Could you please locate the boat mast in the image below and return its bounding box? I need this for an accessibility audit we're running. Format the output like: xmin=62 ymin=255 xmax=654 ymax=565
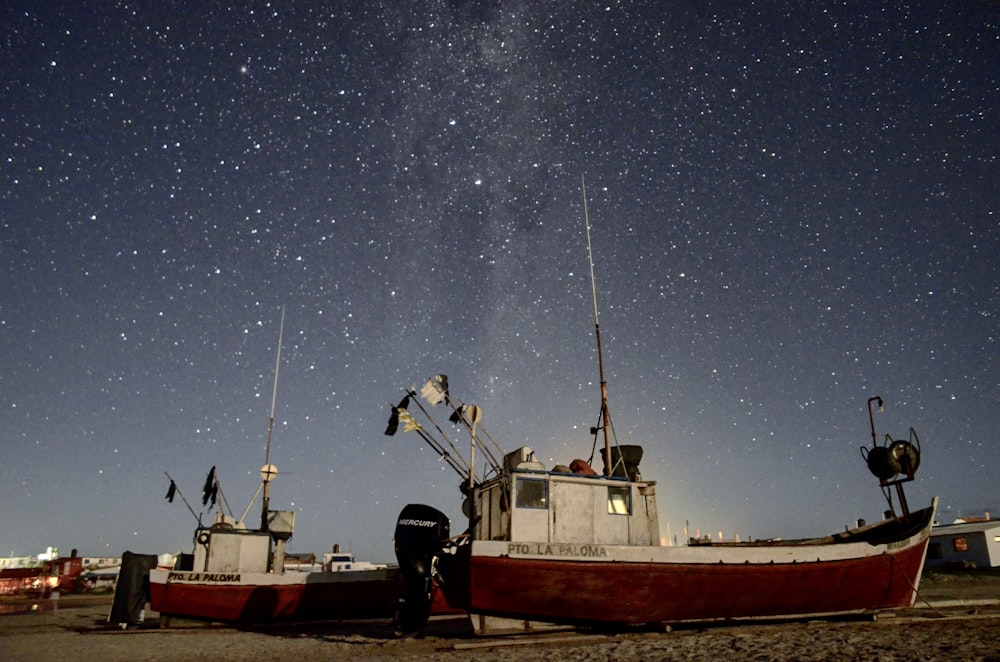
xmin=260 ymin=306 xmax=285 ymax=531
xmin=582 ymin=176 xmax=614 ymax=476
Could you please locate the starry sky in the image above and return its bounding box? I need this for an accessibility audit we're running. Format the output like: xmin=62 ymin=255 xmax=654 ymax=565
xmin=2 ymin=2 xmax=997 ymax=562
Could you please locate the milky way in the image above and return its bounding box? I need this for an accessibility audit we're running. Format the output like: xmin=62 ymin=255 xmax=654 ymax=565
xmin=2 ymin=2 xmax=997 ymax=560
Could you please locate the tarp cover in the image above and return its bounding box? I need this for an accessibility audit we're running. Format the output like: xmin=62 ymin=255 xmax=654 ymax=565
xmin=107 ymin=551 xmax=158 ymax=628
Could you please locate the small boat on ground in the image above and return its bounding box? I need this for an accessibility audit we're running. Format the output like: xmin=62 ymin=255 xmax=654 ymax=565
xmin=147 ymin=531 xmax=404 ymax=624
xmin=389 ymin=180 xmax=937 ymax=633
xmin=114 ymin=309 xmax=416 ymax=627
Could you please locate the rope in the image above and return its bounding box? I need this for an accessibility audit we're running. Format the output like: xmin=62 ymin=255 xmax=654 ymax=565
xmin=889 ymin=553 xmax=946 ymax=618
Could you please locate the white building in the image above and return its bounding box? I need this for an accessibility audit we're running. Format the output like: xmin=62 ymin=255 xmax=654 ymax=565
xmin=927 ymin=520 xmax=1000 ymax=569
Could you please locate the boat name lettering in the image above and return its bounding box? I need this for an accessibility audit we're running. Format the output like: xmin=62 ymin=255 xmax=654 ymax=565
xmin=167 ymin=572 xmax=242 ymax=583
xmin=397 ymin=518 xmax=439 ymax=528
xmin=507 ymin=543 xmax=608 ymax=558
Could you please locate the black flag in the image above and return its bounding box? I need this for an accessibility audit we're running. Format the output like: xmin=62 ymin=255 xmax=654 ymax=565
xmin=384 ymin=395 xmax=411 ymax=436
xmin=165 ymin=480 xmax=177 ymax=503
xmin=384 ymin=406 xmax=399 ymax=436
xmin=201 ymin=466 xmax=217 ymax=507
xmin=450 ymin=404 xmax=482 ymax=425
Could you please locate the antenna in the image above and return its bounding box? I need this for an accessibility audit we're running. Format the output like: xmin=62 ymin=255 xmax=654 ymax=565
xmin=582 ymin=176 xmax=614 ymax=476
xmin=260 ymin=306 xmax=285 ymax=531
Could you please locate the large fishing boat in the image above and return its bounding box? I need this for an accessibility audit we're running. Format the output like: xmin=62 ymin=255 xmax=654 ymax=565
xmin=389 ymin=180 xmax=936 ymax=633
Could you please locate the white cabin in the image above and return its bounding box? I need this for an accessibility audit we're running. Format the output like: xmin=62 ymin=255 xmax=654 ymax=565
xmin=471 ymin=447 xmax=660 ymax=546
xmin=191 ymin=509 xmax=296 ymax=573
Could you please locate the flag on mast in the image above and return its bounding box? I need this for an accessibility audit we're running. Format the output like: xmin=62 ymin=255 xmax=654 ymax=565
xmin=201 ymin=466 xmax=218 ymax=507
xmin=398 ymin=408 xmax=421 ymax=432
xmin=385 ymin=395 xmax=422 ymax=435
xmin=165 ymin=480 xmax=177 ymax=503
xmin=420 ymin=374 xmax=448 ymax=405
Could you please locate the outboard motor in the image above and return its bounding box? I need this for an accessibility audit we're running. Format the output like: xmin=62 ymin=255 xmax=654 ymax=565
xmin=394 ymin=503 xmax=450 ymax=633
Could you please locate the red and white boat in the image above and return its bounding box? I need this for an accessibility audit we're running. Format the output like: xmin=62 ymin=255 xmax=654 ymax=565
xmin=143 ymin=472 xmax=458 ymax=625
xmin=147 ymin=530 xmax=404 ymax=624
xmin=390 ymin=183 xmax=936 ymax=632
xmin=392 ymin=386 xmax=935 ymax=632
xmin=126 ymin=309 xmax=413 ymax=626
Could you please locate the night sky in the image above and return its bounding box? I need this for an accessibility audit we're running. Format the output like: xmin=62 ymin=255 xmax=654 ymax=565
xmin=2 ymin=2 xmax=997 ymax=562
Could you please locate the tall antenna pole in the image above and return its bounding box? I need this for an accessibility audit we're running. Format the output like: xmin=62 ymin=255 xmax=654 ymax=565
xmin=261 ymin=306 xmax=285 ymax=531
xmin=582 ymin=176 xmax=613 ymax=476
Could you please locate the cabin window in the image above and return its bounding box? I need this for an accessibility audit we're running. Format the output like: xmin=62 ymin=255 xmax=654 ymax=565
xmin=927 ymin=542 xmax=942 ymax=559
xmin=952 ymin=538 xmax=968 ymax=552
xmin=515 ymin=478 xmax=548 ymax=509
xmin=607 ymin=486 xmax=631 ymax=515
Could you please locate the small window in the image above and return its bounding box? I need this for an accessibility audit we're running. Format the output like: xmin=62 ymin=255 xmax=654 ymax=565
xmin=927 ymin=542 xmax=942 ymax=559
xmin=953 ymin=537 xmax=968 ymax=552
xmin=608 ymin=486 xmax=631 ymax=515
xmin=515 ymin=478 xmax=547 ymax=509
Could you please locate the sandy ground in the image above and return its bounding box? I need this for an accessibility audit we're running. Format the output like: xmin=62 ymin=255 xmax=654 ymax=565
xmin=2 ymin=570 xmax=998 ymax=661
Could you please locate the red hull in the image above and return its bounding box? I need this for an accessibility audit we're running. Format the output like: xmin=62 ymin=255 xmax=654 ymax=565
xmin=149 ymin=568 xmax=404 ymax=623
xmin=466 ymin=541 xmax=928 ymax=624
xmin=444 ymin=503 xmax=935 ymax=626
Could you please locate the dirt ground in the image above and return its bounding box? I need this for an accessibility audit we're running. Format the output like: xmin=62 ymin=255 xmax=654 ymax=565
xmin=1 ymin=569 xmax=998 ymax=661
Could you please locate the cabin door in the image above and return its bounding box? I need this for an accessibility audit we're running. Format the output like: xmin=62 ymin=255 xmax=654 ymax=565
xmin=550 ymin=481 xmax=595 ymax=544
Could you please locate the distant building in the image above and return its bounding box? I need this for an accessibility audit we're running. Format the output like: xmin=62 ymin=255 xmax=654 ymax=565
xmin=0 ymin=556 xmax=39 ymax=570
xmin=927 ymin=519 xmax=1000 ymax=569
xmin=1 ymin=552 xmax=120 ymax=571
xmin=0 ymin=549 xmax=123 ymax=595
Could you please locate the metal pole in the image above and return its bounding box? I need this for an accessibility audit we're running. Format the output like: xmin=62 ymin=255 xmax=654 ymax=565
xmin=582 ymin=176 xmax=613 ymax=475
xmin=261 ymin=306 xmax=285 ymax=532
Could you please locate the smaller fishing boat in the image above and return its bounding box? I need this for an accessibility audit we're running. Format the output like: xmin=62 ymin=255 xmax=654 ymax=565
xmin=147 ymin=517 xmax=405 ymax=624
xmin=114 ymin=309 xmax=414 ymax=627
